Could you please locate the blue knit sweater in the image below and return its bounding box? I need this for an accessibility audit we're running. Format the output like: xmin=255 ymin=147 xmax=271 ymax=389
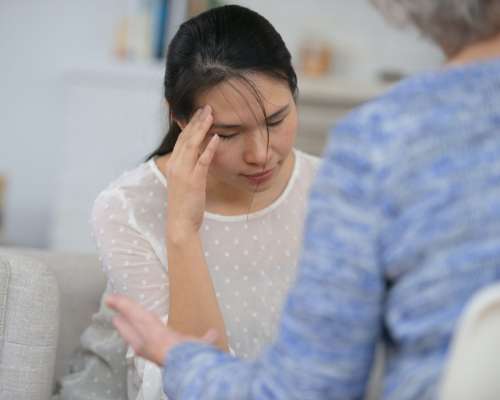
xmin=162 ymin=57 xmax=500 ymax=400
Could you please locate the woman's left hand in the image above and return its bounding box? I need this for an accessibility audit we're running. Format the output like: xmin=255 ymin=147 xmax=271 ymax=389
xmin=106 ymin=294 xmax=218 ymax=366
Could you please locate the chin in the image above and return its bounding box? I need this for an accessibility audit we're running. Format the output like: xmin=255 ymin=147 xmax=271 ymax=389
xmin=248 ymin=176 xmax=277 ymax=192
xmin=249 ymin=183 xmax=272 ymax=193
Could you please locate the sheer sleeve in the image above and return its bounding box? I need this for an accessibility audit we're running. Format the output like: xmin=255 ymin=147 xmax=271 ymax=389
xmin=91 ymin=188 xmax=169 ymax=315
xmin=91 ymin=187 xmax=170 ymax=400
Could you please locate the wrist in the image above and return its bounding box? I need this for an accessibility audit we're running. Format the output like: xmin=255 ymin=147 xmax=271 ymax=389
xmin=166 ymin=225 xmax=199 ymax=247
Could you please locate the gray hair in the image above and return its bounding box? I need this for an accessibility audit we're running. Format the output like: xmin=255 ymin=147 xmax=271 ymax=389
xmin=370 ymin=0 xmax=500 ymax=55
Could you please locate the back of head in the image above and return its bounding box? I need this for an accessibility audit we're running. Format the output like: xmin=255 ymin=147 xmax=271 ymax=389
xmin=147 ymin=5 xmax=297 ymax=159
xmin=370 ymin=0 xmax=500 ymax=56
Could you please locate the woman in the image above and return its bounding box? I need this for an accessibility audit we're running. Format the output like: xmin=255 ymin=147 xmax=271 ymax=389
xmin=107 ymin=1 xmax=500 ymax=400
xmin=57 ymin=5 xmax=319 ymax=400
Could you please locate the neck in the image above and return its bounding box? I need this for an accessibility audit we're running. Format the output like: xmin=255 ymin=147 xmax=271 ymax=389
xmin=446 ymin=31 xmax=500 ymax=67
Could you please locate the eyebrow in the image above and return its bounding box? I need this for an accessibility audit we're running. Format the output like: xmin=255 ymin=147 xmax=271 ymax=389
xmin=211 ymin=104 xmax=290 ymax=129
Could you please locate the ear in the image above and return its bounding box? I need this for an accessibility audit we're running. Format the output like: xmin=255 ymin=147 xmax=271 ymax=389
xmin=168 ymin=111 xmax=187 ymax=131
xmin=173 ymin=118 xmax=187 ymax=130
xmin=165 ymin=100 xmax=187 ymax=130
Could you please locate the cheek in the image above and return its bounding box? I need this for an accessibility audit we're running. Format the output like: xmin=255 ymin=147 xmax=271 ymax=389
xmin=209 ymin=147 xmax=232 ymax=175
xmin=274 ymin=117 xmax=297 ymax=151
xmin=202 ymin=136 xmax=225 ymax=170
xmin=287 ymin=111 xmax=299 ymax=139
xmin=211 ymin=150 xmax=223 ymax=168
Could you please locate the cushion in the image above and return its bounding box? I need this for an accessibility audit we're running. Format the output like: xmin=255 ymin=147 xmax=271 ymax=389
xmin=0 ymin=247 xmax=105 ymax=383
xmin=0 ymin=254 xmax=59 ymax=400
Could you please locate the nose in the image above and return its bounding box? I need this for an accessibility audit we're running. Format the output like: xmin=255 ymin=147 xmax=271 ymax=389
xmin=243 ymin=129 xmax=269 ymax=166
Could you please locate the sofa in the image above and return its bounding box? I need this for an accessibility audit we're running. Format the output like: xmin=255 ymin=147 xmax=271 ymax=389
xmin=0 ymin=247 xmax=384 ymax=400
xmin=0 ymin=247 xmax=105 ymax=399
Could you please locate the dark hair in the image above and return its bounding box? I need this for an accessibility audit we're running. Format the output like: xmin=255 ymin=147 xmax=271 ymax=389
xmin=146 ymin=4 xmax=298 ymax=160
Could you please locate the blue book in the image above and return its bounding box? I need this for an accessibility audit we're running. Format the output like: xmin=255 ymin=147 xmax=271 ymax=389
xmin=153 ymin=0 xmax=169 ymax=60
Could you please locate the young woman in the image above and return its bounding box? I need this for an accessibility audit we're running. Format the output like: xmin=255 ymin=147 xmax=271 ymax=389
xmin=57 ymin=5 xmax=319 ymax=400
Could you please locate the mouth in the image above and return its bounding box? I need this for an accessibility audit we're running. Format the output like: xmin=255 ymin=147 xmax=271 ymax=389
xmin=242 ymin=167 xmax=275 ymax=185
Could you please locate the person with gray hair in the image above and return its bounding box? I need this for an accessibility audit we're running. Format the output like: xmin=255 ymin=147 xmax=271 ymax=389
xmin=106 ymin=1 xmax=500 ymax=399
xmin=372 ymin=0 xmax=500 ymax=56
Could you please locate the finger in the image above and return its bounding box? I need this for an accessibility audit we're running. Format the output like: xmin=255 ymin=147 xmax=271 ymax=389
xmin=173 ymin=108 xmax=203 ymax=149
xmin=175 ymin=106 xmax=211 ymax=151
xmin=200 ymin=328 xmax=218 ymax=345
xmin=193 ymin=134 xmax=219 ymax=181
xmin=188 ymin=105 xmax=214 ymax=148
xmin=167 ymin=108 xmax=202 ymax=170
xmin=112 ymin=315 xmax=145 ymax=353
xmin=176 ymin=105 xmax=213 ymax=163
xmin=106 ymin=294 xmax=157 ymax=331
xmin=106 ymin=293 xmax=134 ymax=312
xmin=168 ymin=107 xmax=213 ymax=176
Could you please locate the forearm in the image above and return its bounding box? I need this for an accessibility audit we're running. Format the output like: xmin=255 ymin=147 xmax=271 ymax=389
xmin=166 ymin=232 xmax=229 ymax=351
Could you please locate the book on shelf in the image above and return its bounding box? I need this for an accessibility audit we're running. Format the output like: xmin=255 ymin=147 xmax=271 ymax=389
xmin=153 ymin=0 xmax=169 ymax=59
xmin=114 ymin=0 xmax=223 ymax=62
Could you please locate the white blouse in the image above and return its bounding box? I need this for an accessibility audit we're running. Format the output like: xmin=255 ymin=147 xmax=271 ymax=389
xmin=90 ymin=149 xmax=319 ymax=399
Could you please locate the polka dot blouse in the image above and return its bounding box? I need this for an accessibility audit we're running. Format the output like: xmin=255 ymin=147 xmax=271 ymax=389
xmin=90 ymin=149 xmax=319 ymax=399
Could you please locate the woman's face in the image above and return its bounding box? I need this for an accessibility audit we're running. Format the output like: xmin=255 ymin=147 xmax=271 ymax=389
xmin=193 ymin=73 xmax=298 ymax=195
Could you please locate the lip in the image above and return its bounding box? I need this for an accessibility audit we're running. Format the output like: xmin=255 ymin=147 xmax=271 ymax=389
xmin=242 ymin=167 xmax=275 ymax=185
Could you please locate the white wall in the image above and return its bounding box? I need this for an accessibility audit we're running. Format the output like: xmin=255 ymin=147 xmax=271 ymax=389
xmin=0 ymin=0 xmax=124 ymax=247
xmin=231 ymin=0 xmax=443 ymax=79
xmin=0 ymin=0 xmax=443 ymax=250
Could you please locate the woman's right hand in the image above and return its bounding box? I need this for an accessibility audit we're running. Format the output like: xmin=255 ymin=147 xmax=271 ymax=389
xmin=164 ymin=105 xmax=219 ymax=243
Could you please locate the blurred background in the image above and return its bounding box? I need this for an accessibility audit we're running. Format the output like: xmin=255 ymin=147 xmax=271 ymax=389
xmin=0 ymin=0 xmax=443 ymax=252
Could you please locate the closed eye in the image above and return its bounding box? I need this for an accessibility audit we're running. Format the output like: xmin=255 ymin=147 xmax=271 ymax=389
xmin=215 ymin=117 xmax=286 ymax=140
xmin=267 ymin=118 xmax=285 ymax=127
xmin=217 ymin=132 xmax=239 ymax=140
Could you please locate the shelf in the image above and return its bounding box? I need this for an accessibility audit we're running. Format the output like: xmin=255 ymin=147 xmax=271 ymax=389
xmin=62 ymin=60 xmax=165 ymax=90
xmin=298 ymin=75 xmax=393 ymax=105
xmin=62 ymin=60 xmax=393 ymax=103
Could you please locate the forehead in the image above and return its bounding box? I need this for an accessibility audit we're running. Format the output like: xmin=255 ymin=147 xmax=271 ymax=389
xmin=195 ymin=73 xmax=292 ymax=123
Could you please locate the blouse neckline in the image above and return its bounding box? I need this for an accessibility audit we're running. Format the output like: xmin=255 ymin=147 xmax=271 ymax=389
xmin=147 ymin=149 xmax=302 ymax=222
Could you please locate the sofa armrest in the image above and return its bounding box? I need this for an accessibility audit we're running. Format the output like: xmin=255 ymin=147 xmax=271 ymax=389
xmin=0 ymin=247 xmax=105 ymax=386
xmin=0 ymin=253 xmax=59 ymax=400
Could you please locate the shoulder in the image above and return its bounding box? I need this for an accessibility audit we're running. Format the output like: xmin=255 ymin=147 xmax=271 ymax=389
xmin=333 ymin=64 xmax=491 ymax=148
xmin=319 ymin=73 xmax=448 ymax=176
xmin=330 ymin=63 xmax=498 ymax=173
xmin=296 ymin=149 xmax=321 ymax=168
xmin=291 ymin=149 xmax=321 ymax=193
xmin=295 ymin=149 xmax=321 ymax=173
xmin=92 ymin=161 xmax=164 ymax=221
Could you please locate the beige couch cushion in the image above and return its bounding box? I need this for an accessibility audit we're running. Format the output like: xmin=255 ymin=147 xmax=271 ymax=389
xmin=0 ymin=248 xmax=106 ymax=384
xmin=0 ymin=254 xmax=59 ymax=400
